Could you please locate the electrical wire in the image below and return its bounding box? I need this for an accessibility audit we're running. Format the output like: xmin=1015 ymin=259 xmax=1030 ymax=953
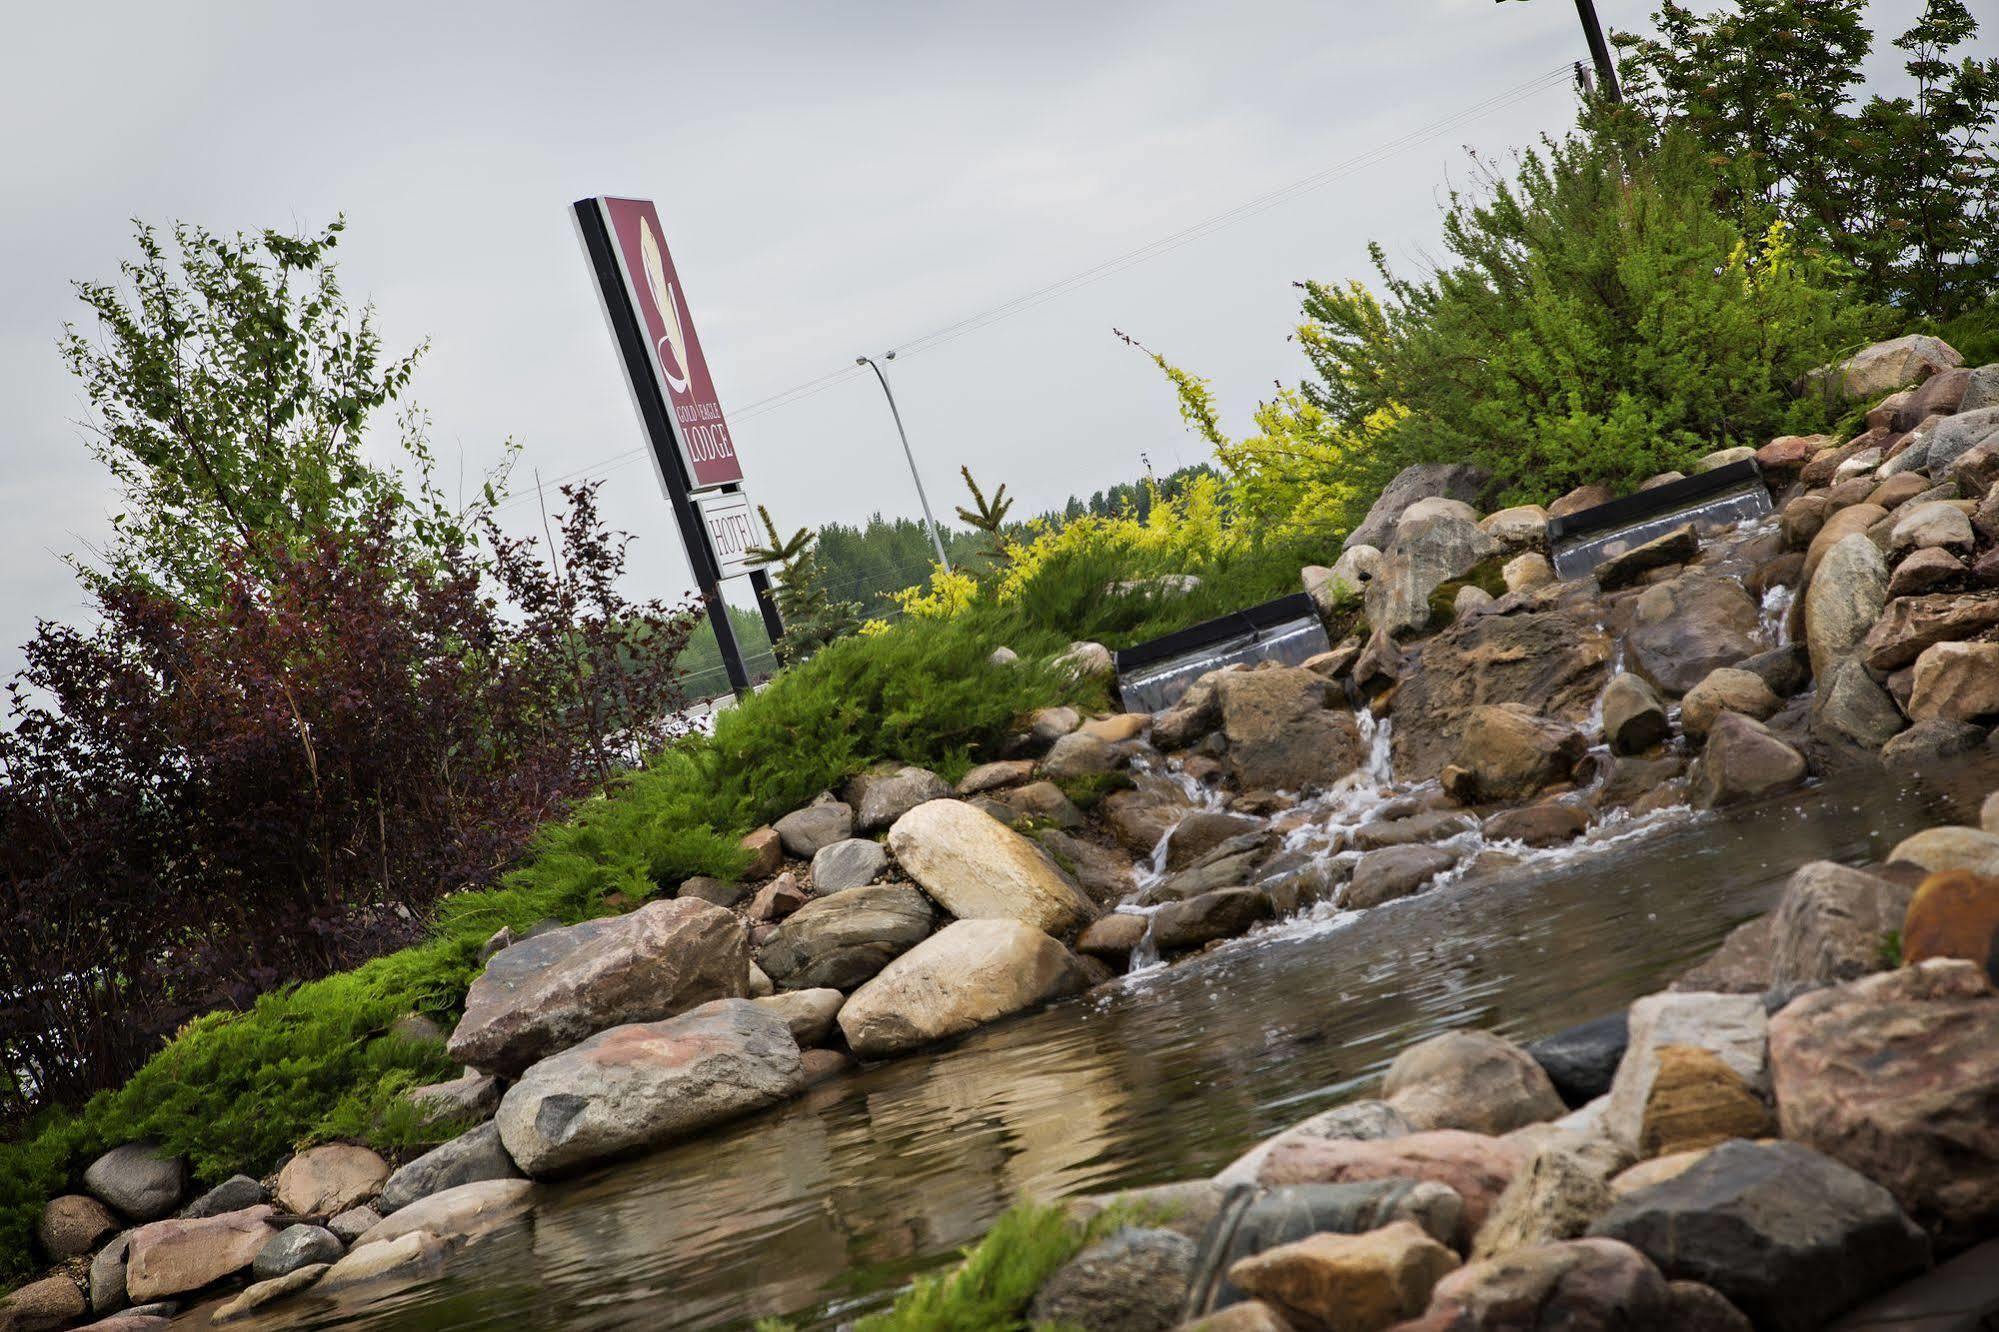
xmin=491 ymin=63 xmax=1574 ymax=515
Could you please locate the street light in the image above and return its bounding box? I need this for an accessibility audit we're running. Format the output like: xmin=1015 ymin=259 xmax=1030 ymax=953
xmin=856 ymin=352 xmax=953 ymax=574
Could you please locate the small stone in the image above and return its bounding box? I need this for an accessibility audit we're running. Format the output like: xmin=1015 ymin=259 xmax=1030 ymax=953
xmin=1687 ymin=712 xmax=1806 ymax=809
xmin=845 ymin=765 xmax=953 ymax=833
xmin=1471 ymin=1145 xmax=1616 ymax=1260
xmin=1596 ymin=524 xmax=1698 ymax=590
xmin=1888 ymin=547 xmax=1966 ymax=598
xmin=675 ymin=874 xmax=748 ymax=908
xmin=836 ymin=918 xmax=1093 ymax=1058
xmin=1887 ymin=825 xmax=1999 ymax=877
xmin=252 ymin=1224 xmax=342 ymax=1281
xmin=1413 ymin=1237 xmax=1676 ymax=1329
xmin=1257 ymin=1131 xmax=1525 ymax=1245
xmin=811 ymin=838 xmax=888 ymax=892
xmin=325 ymin=1207 xmax=380 ymax=1246
xmin=1227 ymin=1220 xmax=1459 ymax=1332
xmin=773 ymin=800 xmax=853 ymax=858
xmin=1151 ymin=888 xmax=1274 ymax=952
xmin=1502 ymin=551 xmax=1556 ymax=594
xmin=404 ymin=1070 xmax=501 ymax=1128
xmin=1528 ymin=1013 xmax=1629 ymax=1108
xmin=181 ymin=1174 xmax=268 ymax=1220
xmin=1909 ymin=641 xmax=1999 ymax=724
xmin=1601 ymin=674 xmax=1670 ymax=755
xmin=1603 ymin=991 xmax=1767 ymax=1149
xmin=1344 ymin=844 xmax=1458 ymax=909
xmin=1075 ymin=912 xmax=1150 ymax=965
xmin=956 ymin=759 xmax=1036 ymax=794
xmin=1768 ymin=860 xmax=1912 ymax=987
xmin=748 ymin=873 xmax=810 ymax=923
xmin=739 ymin=826 xmax=783 ymax=878
xmin=88 ymin=1230 xmax=130 ymax=1314
xmin=1481 ymin=801 xmax=1590 ymax=847
xmin=212 ymin=1263 xmax=329 ymax=1324
xmin=750 ymin=987 xmax=845 ymax=1046
xmin=1679 ymin=669 xmax=1779 ymax=738
xmin=377 ymin=1122 xmax=521 ymax=1214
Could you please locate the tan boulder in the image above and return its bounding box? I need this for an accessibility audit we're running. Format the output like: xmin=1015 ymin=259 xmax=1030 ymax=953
xmin=739 ymin=826 xmax=783 ymax=878
xmin=1901 ymin=870 xmax=1999 ymax=982
xmin=836 ymin=918 xmax=1091 ymax=1058
xmin=1381 ymin=1029 xmax=1564 ymax=1135
xmin=0 ymin=1275 xmax=85 ymax=1332
xmin=1228 ymin=1220 xmax=1457 ymax=1332
xmin=1887 ymin=825 xmax=1999 ymax=877
xmin=125 ymin=1205 xmax=281 ymax=1302
xmin=274 ymin=1144 xmax=389 ymax=1216
xmin=356 ymin=1178 xmax=535 ymax=1247
xmin=1802 ymin=503 xmax=1887 ymax=584
xmin=1450 ymin=704 xmax=1585 ymax=803
xmin=1471 ymin=1145 xmax=1617 ymax=1260
xmin=318 ymin=1229 xmax=447 ymax=1292
xmin=1908 ymin=640 xmax=1999 ymax=724
xmin=1679 ymin=669 xmax=1779 ymax=738
xmin=886 ymin=799 xmax=1096 ymax=934
xmin=1638 ymin=1045 xmax=1774 ymax=1158
xmin=1213 ymin=667 xmax=1363 ymax=792
xmin=1501 ymin=551 xmax=1555 ymax=594
xmin=36 ymin=1194 xmax=117 ymax=1261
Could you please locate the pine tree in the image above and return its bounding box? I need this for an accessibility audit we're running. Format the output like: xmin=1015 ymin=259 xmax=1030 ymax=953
xmin=954 ymin=466 xmax=1015 ymax=568
xmin=746 ymin=507 xmax=859 ymax=664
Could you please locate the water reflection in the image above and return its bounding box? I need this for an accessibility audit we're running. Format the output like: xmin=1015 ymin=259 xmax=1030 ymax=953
xmin=182 ymin=755 xmax=1991 ymax=1332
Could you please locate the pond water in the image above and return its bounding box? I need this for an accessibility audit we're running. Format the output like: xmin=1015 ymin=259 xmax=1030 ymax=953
xmin=182 ymin=752 xmax=1994 ymax=1332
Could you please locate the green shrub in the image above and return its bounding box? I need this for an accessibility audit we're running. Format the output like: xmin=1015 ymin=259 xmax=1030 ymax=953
xmin=0 ymin=610 xmax=1088 ymax=1287
xmin=1300 ymin=126 xmax=1880 ymax=505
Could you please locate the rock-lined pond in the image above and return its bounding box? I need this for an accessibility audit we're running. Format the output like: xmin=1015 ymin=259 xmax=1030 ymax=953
xmin=184 ymin=751 xmax=1987 ymax=1331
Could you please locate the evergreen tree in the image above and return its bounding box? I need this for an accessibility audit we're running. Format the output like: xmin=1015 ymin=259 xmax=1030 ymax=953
xmin=746 ymin=507 xmax=860 ymax=664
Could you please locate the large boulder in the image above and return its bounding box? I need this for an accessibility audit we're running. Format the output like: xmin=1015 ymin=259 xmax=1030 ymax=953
xmin=1813 ymin=333 xmax=1962 ymax=400
xmin=1804 ymin=533 xmax=1888 ymax=683
xmin=1588 ymin=1139 xmax=1929 ymax=1332
xmin=1344 ymin=463 xmax=1491 ymax=553
xmin=1889 ymin=500 xmax=1976 ymax=555
xmin=1862 ymin=591 xmax=1999 ymax=672
xmin=494 ymin=999 xmax=803 ymax=1176
xmin=887 ymin=799 xmax=1096 ymax=933
xmin=1212 ymin=668 xmax=1362 ymax=793
xmin=1887 ymin=824 xmax=1999 ymax=877
xmin=844 ymin=765 xmax=951 ymax=833
xmin=317 ymin=1229 xmax=447 ymax=1292
xmin=1364 ymin=511 xmax=1501 ymax=638
xmin=1626 ymin=573 xmax=1762 ymax=696
xmin=252 ymin=1224 xmax=342 ymax=1281
xmin=1908 ymin=640 xmax=1999 ymax=723
xmin=1304 ymin=546 xmax=1381 ymax=622
xmin=1382 ymin=1029 xmax=1565 ymax=1135
xmin=836 ymin=918 xmax=1092 ymax=1058
xmin=0 ymin=1276 xmax=87 ymax=1332
xmin=83 ymin=1145 xmax=185 ymax=1223
xmin=354 ymin=1178 xmax=535 ymax=1248
xmin=1813 ymin=657 xmax=1908 ymax=751
xmin=1257 ymin=1130 xmax=1525 ymax=1245
xmin=376 ymin=1122 xmax=521 ymax=1214
xmin=1390 ymin=607 xmax=1611 ymax=779
xmin=1769 ymin=958 xmax=1999 ymax=1246
xmin=1919 ymin=405 xmax=1999 ymax=475
xmin=1803 ymin=503 xmax=1888 ymax=583
xmin=1768 ymin=860 xmax=1913 ymax=987
xmin=1603 ymin=991 xmax=1767 ymax=1150
xmin=1150 ymin=888 xmax=1274 ymax=953
xmin=1226 ymin=1220 xmax=1459 ymax=1332
xmin=124 ymin=1206 xmax=282 ymax=1303
xmin=1402 ymin=1238 xmax=1676 ymax=1330
xmin=446 ymin=898 xmax=746 ymax=1077
xmin=1687 ymin=712 xmax=1806 ymax=809
xmin=1028 ymin=1226 xmax=1195 ymax=1332
xmin=1679 ymin=668 xmax=1779 ymax=738
xmin=1449 ymin=704 xmax=1585 ymax=802
xmin=274 ymin=1144 xmax=387 ymax=1217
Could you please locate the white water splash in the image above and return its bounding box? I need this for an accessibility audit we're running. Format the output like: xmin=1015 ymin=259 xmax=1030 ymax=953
xmin=1759 ymin=583 xmax=1795 ymax=648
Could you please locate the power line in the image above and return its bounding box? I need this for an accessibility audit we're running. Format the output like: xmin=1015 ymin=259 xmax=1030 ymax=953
xmin=493 ymin=64 xmax=1574 ymax=516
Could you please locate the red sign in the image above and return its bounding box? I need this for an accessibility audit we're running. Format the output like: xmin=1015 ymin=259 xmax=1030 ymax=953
xmin=595 ymin=197 xmax=744 ymax=491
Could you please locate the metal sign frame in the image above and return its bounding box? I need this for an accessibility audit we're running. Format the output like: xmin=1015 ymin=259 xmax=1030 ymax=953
xmin=573 ymin=197 xmax=782 ymax=695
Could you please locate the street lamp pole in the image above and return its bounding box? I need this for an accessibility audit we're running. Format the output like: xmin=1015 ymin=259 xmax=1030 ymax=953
xmin=857 ymin=353 xmax=952 ymax=574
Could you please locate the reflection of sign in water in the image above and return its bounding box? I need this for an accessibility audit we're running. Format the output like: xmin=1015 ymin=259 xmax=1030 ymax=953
xmin=696 ymin=489 xmax=764 ymax=580
xmin=596 ymin=197 xmax=744 ymax=491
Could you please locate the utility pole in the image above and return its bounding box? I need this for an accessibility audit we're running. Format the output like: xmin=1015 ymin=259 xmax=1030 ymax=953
xmin=1574 ymin=0 xmax=1622 ymax=103
xmin=856 ymin=353 xmax=953 ymax=574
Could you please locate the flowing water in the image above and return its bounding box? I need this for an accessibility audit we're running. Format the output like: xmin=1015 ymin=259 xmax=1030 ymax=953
xmin=184 ymin=749 xmax=1999 ymax=1332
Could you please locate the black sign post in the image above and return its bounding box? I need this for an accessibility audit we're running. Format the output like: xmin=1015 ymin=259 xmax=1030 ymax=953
xmin=573 ymin=197 xmax=765 ymax=697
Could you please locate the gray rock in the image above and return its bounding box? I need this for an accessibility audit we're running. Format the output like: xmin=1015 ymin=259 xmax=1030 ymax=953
xmin=1880 ymin=717 xmax=1986 ymax=769
xmin=1346 ymin=844 xmax=1459 ymax=908
xmin=675 ymin=875 xmax=748 ymax=908
xmin=252 ymin=1224 xmax=342 ymax=1281
xmin=325 ymin=1207 xmax=380 ymax=1246
xmin=1150 ymin=888 xmax=1274 ymax=953
xmin=1139 ymin=834 xmax=1272 ymax=906
xmin=1041 ymin=731 xmax=1122 ymax=781
xmin=1345 ymin=462 xmax=1492 ymax=553
xmin=1365 ymin=510 xmax=1502 ymax=638
xmin=446 ymin=898 xmax=747 ymax=1077
xmin=1805 ymin=534 xmax=1888 ymax=684
xmin=750 ymin=987 xmax=845 ymax=1046
xmin=495 ymin=1000 xmax=804 ymax=1176
xmin=755 ymin=884 xmax=934 ymax=990
xmin=845 ymin=766 xmax=951 ymax=833
xmin=1213 ymin=667 xmax=1362 ymax=793
xmin=1588 ymin=1139 xmax=1929 ymax=1332
xmin=1352 ymin=810 xmax=1478 ymax=851
xmin=404 ymin=1069 xmax=502 ymax=1128
xmin=1528 ymin=1013 xmax=1629 ymax=1109
xmin=181 ymin=1175 xmax=266 ymax=1220
xmin=1737 ymin=645 xmax=1811 ymax=698
xmin=1627 ymin=573 xmax=1762 ymax=695
xmin=1812 ymin=657 xmax=1907 ymax=752
xmin=377 ymin=1122 xmax=522 ymax=1214
xmin=88 ymin=1230 xmax=130 ymax=1314
xmin=1688 ymin=712 xmax=1807 ymax=808
xmin=773 ymin=800 xmax=854 ymax=858
xmin=1917 ymin=405 xmax=1999 ymax=475
xmin=810 ymin=838 xmax=888 ymax=892
xmin=1029 ymin=1226 xmax=1196 ymax=1332
xmin=84 ymin=1144 xmax=186 ymax=1222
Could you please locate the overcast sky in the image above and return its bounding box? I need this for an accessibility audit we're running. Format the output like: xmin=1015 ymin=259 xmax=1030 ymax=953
xmin=0 ymin=1 xmax=1931 ymax=677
